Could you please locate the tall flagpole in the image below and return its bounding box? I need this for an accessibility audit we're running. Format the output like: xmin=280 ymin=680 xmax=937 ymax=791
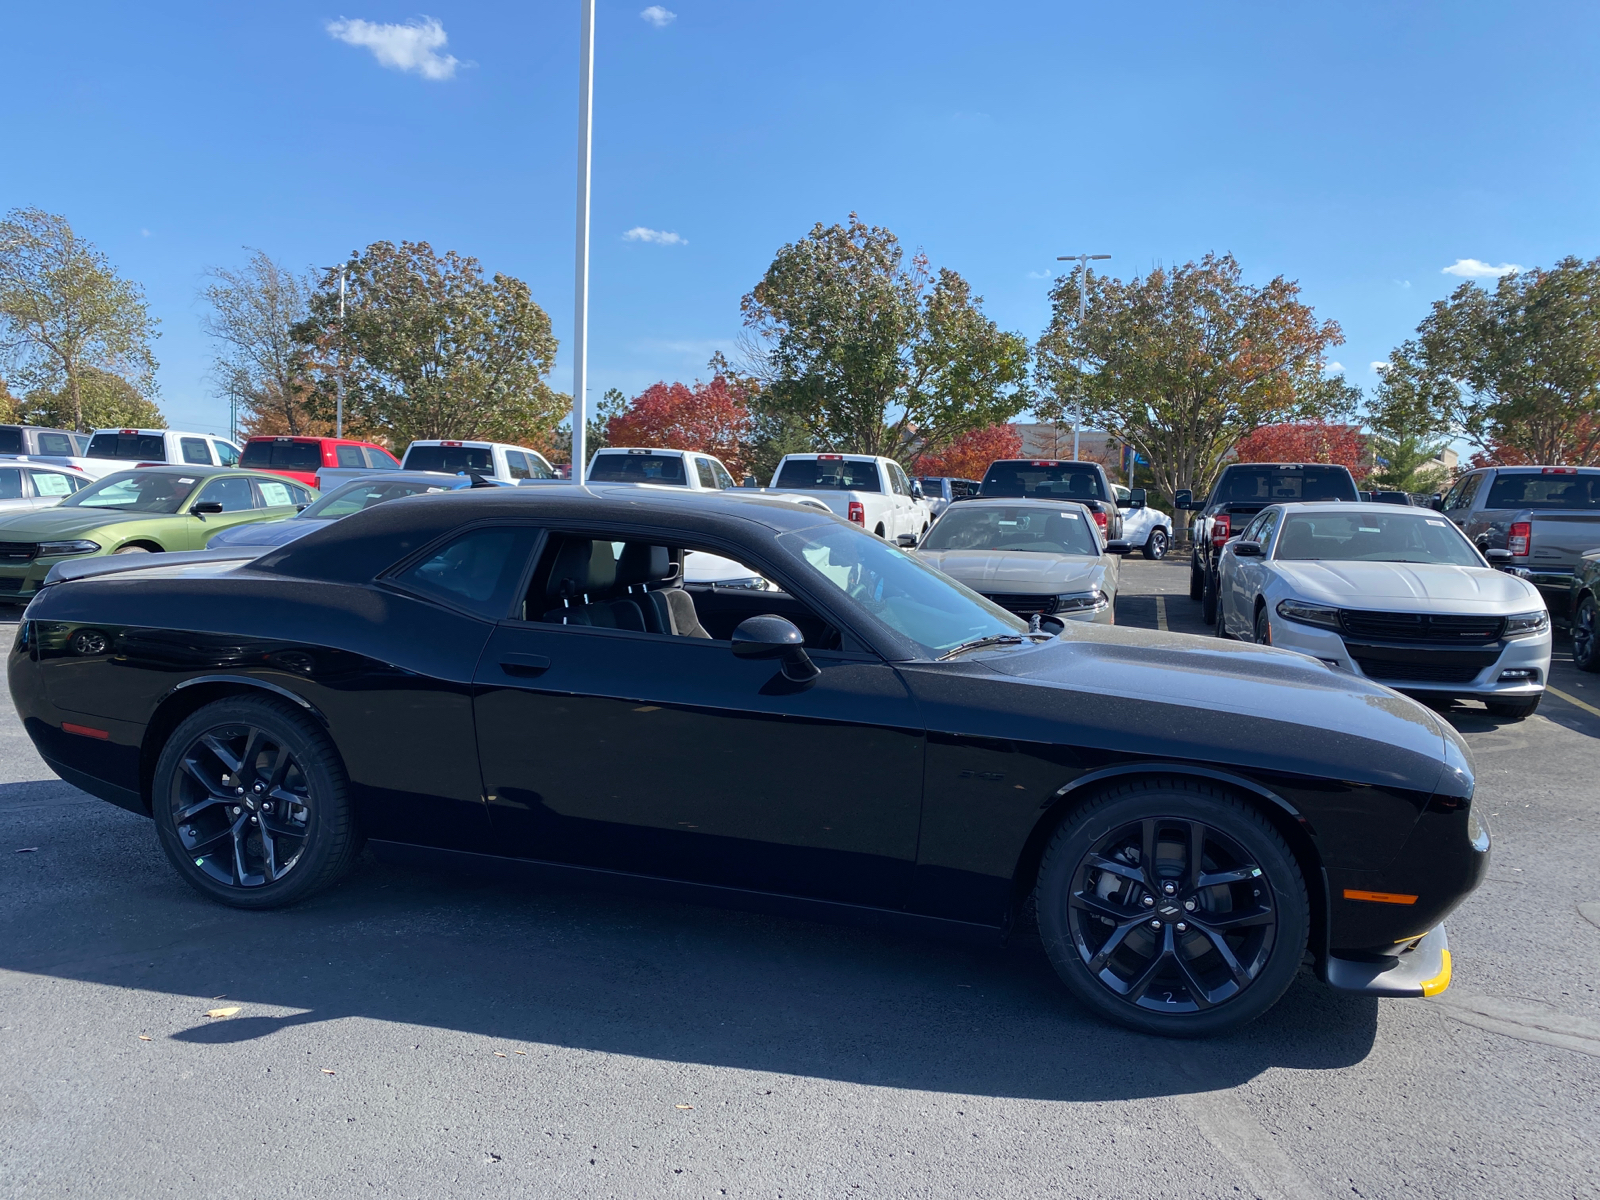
xmin=571 ymin=0 xmax=595 ymax=483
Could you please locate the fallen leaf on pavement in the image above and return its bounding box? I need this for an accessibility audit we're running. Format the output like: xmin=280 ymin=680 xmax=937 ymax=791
xmin=514 ymin=1051 xmax=526 ymax=1056
xmin=321 ymin=1068 xmax=336 ymax=1075
xmin=493 ymin=1052 xmax=507 ymax=1058
xmin=675 ymin=1104 xmax=693 ymax=1110
xmin=205 ymin=1007 xmax=241 ymax=1019
xmin=138 ymin=1035 xmax=152 ymax=1041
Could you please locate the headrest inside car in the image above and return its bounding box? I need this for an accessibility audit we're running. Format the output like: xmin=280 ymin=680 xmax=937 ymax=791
xmin=616 ymin=542 xmax=672 ymax=587
xmin=546 ymin=538 xmax=617 ymax=600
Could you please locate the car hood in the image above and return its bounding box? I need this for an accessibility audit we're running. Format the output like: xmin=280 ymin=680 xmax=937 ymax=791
xmin=1273 ymin=560 xmax=1540 ymax=611
xmin=207 ymin=518 xmax=322 ymax=548
xmin=916 ymin=549 xmax=1105 ymax=592
xmin=0 ymin=506 xmax=170 ymax=538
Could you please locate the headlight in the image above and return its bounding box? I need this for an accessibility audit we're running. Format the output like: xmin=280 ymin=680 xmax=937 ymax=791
xmin=36 ymin=540 xmax=100 ymax=557
xmin=1276 ymin=598 xmax=1341 ymax=630
xmin=1503 ymin=609 xmax=1549 ymax=637
xmin=1055 ymin=589 xmax=1109 ymax=613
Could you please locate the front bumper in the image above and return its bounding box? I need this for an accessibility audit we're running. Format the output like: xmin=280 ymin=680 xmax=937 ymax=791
xmin=0 ymin=560 xmax=72 ymax=600
xmin=1325 ymin=925 xmax=1452 ymax=997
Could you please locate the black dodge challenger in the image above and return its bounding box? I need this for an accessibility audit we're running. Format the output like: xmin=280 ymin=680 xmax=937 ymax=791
xmin=8 ymin=487 xmax=1488 ymax=1036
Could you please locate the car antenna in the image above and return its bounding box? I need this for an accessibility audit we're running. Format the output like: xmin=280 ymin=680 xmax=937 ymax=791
xmin=467 ymin=471 xmax=497 ymax=489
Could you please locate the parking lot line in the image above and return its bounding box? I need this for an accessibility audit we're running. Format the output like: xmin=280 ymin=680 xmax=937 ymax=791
xmin=1546 ymin=685 xmax=1600 ymax=719
xmin=1155 ymin=595 xmax=1168 ymax=631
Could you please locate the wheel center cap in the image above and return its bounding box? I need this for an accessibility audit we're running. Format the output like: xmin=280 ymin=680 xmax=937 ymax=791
xmin=1157 ymin=903 xmax=1182 ymax=919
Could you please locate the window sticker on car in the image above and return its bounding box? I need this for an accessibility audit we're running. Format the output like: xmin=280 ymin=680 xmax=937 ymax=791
xmin=33 ymin=474 xmax=72 ymax=496
xmin=1426 ymin=519 xmax=1447 ymax=527
xmin=178 ymin=478 xmax=195 ymax=485
xmin=1058 ymin=511 xmax=1082 ymax=519
xmin=259 ymin=482 xmax=292 ymax=506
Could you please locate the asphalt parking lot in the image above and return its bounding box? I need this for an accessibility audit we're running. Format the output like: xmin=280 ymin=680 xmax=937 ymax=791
xmin=2 ymin=556 xmax=1598 ymax=1200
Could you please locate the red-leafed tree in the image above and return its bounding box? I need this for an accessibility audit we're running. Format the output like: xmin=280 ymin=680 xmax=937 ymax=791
xmin=606 ymin=374 xmax=753 ymax=475
xmin=1232 ymin=420 xmax=1367 ymax=477
xmin=912 ymin=423 xmax=1021 ymax=479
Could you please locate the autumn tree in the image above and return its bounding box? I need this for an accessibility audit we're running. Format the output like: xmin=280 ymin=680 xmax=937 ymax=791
xmin=741 ymin=214 xmax=1031 ymax=465
xmin=1232 ymin=420 xmax=1367 ymax=476
xmin=606 ymin=374 xmax=754 ymax=475
xmin=1035 ymin=254 xmax=1346 ymax=533
xmin=202 ymin=250 xmax=324 ymax=437
xmin=295 ymin=241 xmax=567 ymax=448
xmin=0 ymin=208 xmax=160 ymax=431
xmin=1371 ymin=257 xmax=1600 ymax=466
xmin=912 ymin=423 xmax=1021 ymax=479
xmin=21 ymin=366 xmax=165 ymax=430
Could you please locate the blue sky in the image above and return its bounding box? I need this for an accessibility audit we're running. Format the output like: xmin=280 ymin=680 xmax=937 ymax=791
xmin=5 ymin=2 xmax=1598 ymax=437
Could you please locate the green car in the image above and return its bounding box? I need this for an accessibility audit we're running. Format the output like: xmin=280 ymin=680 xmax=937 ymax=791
xmin=1572 ymin=547 xmax=1600 ymax=671
xmin=0 ymin=466 xmax=316 ymax=602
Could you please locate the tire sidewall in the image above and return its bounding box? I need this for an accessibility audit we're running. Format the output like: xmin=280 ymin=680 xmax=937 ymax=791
xmin=1575 ymin=596 xmax=1599 ymax=672
xmin=1144 ymin=529 xmax=1168 ymax=560
xmin=152 ymin=696 xmax=351 ymax=909
xmin=1036 ymin=783 xmax=1309 ymax=1037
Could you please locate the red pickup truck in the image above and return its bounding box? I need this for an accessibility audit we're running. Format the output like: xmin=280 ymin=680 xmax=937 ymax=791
xmin=240 ymin=436 xmax=400 ymax=489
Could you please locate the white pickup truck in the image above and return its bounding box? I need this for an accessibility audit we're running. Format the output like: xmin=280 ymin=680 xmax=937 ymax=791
xmin=313 ymin=438 xmax=559 ymax=492
xmin=586 ymin=447 xmax=740 ymax=490
xmin=768 ymin=453 xmax=932 ymax=543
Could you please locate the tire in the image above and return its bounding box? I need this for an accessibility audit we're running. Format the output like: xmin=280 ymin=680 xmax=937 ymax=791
xmin=1143 ymin=528 xmax=1169 ymax=561
xmin=152 ymin=695 xmax=359 ymax=909
xmin=1200 ymin=572 xmax=1218 ymax=627
xmin=1485 ymin=695 xmax=1541 ymax=721
xmin=1035 ymin=778 xmax=1309 ymax=1037
xmin=1214 ymin=593 xmax=1230 ymax=639
xmin=1574 ymin=594 xmax=1600 ymax=672
xmin=114 ymin=545 xmax=151 ymax=554
xmin=1188 ymin=556 xmax=1204 ymax=601
xmin=874 ymin=524 xmax=886 ymax=539
xmin=1254 ymin=604 xmax=1272 ymax=645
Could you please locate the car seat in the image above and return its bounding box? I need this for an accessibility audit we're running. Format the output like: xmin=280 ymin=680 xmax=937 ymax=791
xmin=542 ymin=538 xmax=646 ymax=630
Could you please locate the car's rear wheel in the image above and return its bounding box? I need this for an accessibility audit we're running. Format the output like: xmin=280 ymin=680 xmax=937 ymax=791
xmin=1254 ymin=605 xmax=1272 ymax=645
xmin=152 ymin=695 xmax=359 ymax=909
xmin=1200 ymin=572 xmax=1219 ymax=627
xmin=1188 ymin=555 xmax=1204 ymax=601
xmin=1573 ymin=595 xmax=1600 ymax=672
xmin=1143 ymin=528 xmax=1168 ymax=561
xmin=1036 ymin=779 xmax=1308 ymax=1037
xmin=1485 ymin=695 xmax=1541 ymax=721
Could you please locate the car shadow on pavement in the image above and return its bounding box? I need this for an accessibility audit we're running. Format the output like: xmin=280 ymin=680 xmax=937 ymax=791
xmin=1 ymin=787 xmax=1380 ymax=1104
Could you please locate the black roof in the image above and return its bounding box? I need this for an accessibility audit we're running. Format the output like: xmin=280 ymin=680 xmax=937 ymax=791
xmin=254 ymin=484 xmax=841 ymax=583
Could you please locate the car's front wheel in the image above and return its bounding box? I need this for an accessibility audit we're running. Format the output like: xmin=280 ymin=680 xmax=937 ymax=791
xmin=1035 ymin=779 xmax=1308 ymax=1037
xmin=1254 ymin=605 xmax=1272 ymax=645
xmin=1485 ymin=695 xmax=1541 ymax=721
xmin=1143 ymin=528 xmax=1168 ymax=560
xmin=1574 ymin=594 xmax=1600 ymax=672
xmin=1200 ymin=572 xmax=1219 ymax=627
xmin=152 ymin=695 xmax=359 ymax=909
xmin=1189 ymin=555 xmax=1204 ymax=601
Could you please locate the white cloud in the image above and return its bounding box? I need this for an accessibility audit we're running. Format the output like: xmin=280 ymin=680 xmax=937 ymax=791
xmin=139 ymin=228 xmax=152 ymax=238
xmin=1441 ymin=258 xmax=1521 ymax=279
xmin=640 ymin=6 xmax=676 ymax=27
xmin=624 ymin=226 xmax=686 ymax=245
xmin=326 ymin=16 xmax=461 ymax=81
xmin=1026 ymin=269 xmax=1053 ymax=280
xmin=1370 ymin=361 xmax=1390 ymax=373
xmin=1394 ymin=279 xmax=1411 ymax=289
xmin=1325 ymin=362 xmax=1344 ymax=373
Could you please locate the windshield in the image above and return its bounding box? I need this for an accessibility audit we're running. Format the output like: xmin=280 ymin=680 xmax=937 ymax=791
xmin=587 ymin=452 xmax=687 ymax=484
xmin=242 ymin=440 xmax=322 ymax=469
xmin=980 ymin=462 xmax=1106 ymax=501
xmin=402 ymin=445 xmax=494 ymax=473
xmin=300 ymin=478 xmax=457 ymax=520
xmin=922 ymin=505 xmax=1099 ymax=555
xmin=775 ymin=458 xmax=882 ymax=492
xmin=87 ymin=432 xmax=165 ymax=461
xmin=61 ymin=471 xmax=199 ymax=514
xmin=1214 ymin=466 xmax=1356 ymax=504
xmin=1275 ymin=511 xmax=1482 ymax=566
xmin=776 ymin=524 xmax=1024 ymax=655
xmin=1484 ymin=472 xmax=1600 ymax=510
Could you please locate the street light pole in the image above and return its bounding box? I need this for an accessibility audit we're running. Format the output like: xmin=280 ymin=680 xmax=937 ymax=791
xmin=571 ymin=0 xmax=596 ymax=483
xmin=335 ymin=269 xmax=345 ymax=439
xmin=1055 ymin=253 xmax=1110 ymax=460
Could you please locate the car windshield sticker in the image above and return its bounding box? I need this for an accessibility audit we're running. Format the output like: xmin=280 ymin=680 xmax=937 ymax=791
xmin=1359 ymin=525 xmax=1381 ymax=533
xmin=1427 ymin=519 xmax=1447 ymax=526
xmin=259 ymin=482 xmax=292 ymax=506
xmin=178 ymin=478 xmax=195 ymax=485
xmin=1058 ymin=511 xmax=1081 ymax=519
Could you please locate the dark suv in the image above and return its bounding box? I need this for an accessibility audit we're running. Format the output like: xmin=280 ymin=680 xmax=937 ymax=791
xmin=978 ymin=459 xmax=1126 ymax=547
xmin=1176 ymin=462 xmax=1360 ymax=624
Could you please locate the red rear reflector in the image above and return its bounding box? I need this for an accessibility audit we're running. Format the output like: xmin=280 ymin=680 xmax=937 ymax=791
xmin=1343 ymin=889 xmax=1418 ymax=905
xmin=442 ymin=440 xmax=463 ymax=447
xmin=1509 ymin=521 xmax=1531 ymax=556
xmin=847 ymin=501 xmax=865 ymax=524
xmin=120 ymin=429 xmax=138 ymax=435
xmin=63 ymin=722 xmax=110 ymax=740
xmin=1211 ymin=514 xmax=1231 ymax=545
xmin=1541 ymin=467 xmax=1576 ymax=474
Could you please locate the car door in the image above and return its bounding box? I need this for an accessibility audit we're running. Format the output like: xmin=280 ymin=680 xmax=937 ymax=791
xmin=473 ymin=528 xmax=926 ymax=909
xmin=1444 ymin=471 xmax=1485 ymax=530
xmin=1231 ymin=507 xmax=1279 ymax=635
xmin=24 ymin=468 xmax=80 ymax=511
xmin=185 ymin=474 xmax=262 ymax=547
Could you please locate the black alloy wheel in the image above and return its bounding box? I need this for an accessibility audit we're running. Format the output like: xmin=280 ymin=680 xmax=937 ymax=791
xmin=1036 ymin=780 xmax=1308 ymax=1036
xmin=153 ymin=696 xmax=359 ymax=909
xmin=1189 ymin=556 xmax=1204 ymax=601
xmin=1574 ymin=595 xmax=1600 ymax=672
xmin=1254 ymin=605 xmax=1272 ymax=645
xmin=1143 ymin=528 xmax=1169 ymax=561
xmin=1200 ymin=572 xmax=1219 ymax=627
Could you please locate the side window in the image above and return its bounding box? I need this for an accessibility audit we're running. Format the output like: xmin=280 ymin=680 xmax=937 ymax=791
xmin=710 ymin=459 xmax=736 ymax=490
xmin=524 ymin=452 xmax=556 ymax=480
xmin=888 ymin=464 xmax=910 ymax=497
xmin=1238 ymin=513 xmax=1266 ymax=542
xmin=254 ymin=478 xmax=295 ymax=509
xmin=36 ymin=433 xmax=74 ymax=456
xmin=1454 ymin=473 xmax=1485 ymax=511
xmin=72 ymin=434 xmax=91 ymax=455
xmin=506 ymin=451 xmax=531 ymax=480
xmin=30 ymin=471 xmax=76 ymax=498
xmin=194 ymin=475 xmax=255 ymax=511
xmin=394 ymin=526 xmax=544 ymax=618
xmin=1114 ymin=484 xmax=1131 ymax=505
xmin=694 ymin=457 xmax=717 ymax=489
xmin=181 ymin=438 xmax=214 ymax=465
xmin=1254 ymin=509 xmax=1282 ymax=547
xmin=214 ymin=441 xmax=241 ymax=467
xmin=364 ymin=446 xmax=399 ymax=469
xmin=0 ymin=468 xmax=21 ymax=500
xmin=335 ymin=445 xmax=364 ymax=468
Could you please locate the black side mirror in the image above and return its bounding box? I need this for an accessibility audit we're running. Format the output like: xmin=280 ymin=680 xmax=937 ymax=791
xmin=1174 ymin=489 xmax=1194 ymax=511
xmin=189 ymin=501 xmax=224 ymax=515
xmin=295 ymin=503 xmax=311 ymax=512
xmin=910 ymin=481 xmax=925 ymax=499
xmin=1128 ymin=488 xmax=1147 ymax=509
xmin=1234 ymin=541 xmax=1263 ymax=557
xmin=731 ymin=614 xmax=819 ymax=683
xmin=1430 ymin=495 xmax=1445 ymax=511
xmin=895 ymin=533 xmax=918 ymax=548
xmin=1485 ymin=548 xmax=1513 ymax=565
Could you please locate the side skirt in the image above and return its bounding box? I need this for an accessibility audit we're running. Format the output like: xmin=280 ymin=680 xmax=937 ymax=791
xmin=369 ymin=840 xmax=1004 ymax=946
xmin=42 ymin=753 xmax=147 ymax=817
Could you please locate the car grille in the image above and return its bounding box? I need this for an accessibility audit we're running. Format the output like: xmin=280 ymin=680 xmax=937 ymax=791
xmin=0 ymin=577 xmax=23 ymax=593
xmin=982 ymin=592 xmax=1059 ymax=616
xmin=1340 ymin=610 xmax=1504 ymax=644
xmin=1351 ymin=657 xmax=1486 ymax=684
xmin=0 ymin=542 xmax=38 ymax=563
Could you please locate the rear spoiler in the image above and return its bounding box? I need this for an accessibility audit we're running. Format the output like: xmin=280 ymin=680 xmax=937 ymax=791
xmin=42 ymin=549 xmax=260 ymax=589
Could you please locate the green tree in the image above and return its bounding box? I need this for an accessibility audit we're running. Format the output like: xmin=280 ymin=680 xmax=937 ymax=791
xmin=0 ymin=208 xmax=160 ymax=431
xmin=1370 ymin=257 xmax=1600 ymax=466
xmin=1365 ymin=425 xmax=1449 ymax=494
xmin=201 ymin=250 xmax=321 ymax=436
xmin=1035 ymin=253 xmax=1347 ymax=533
xmin=20 ymin=366 xmax=165 ymax=430
xmin=740 ymin=214 xmax=1031 ymax=464
xmin=295 ymin=241 xmax=567 ymax=448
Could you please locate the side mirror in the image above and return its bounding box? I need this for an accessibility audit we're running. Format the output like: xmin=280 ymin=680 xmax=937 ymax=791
xmin=910 ymin=481 xmax=925 ymax=499
xmin=1430 ymin=495 xmax=1445 ymax=511
xmin=1128 ymin=488 xmax=1147 ymax=510
xmin=895 ymin=533 xmax=918 ymax=548
xmin=295 ymin=503 xmax=311 ymax=512
xmin=1486 ymin=548 xmax=1513 ymax=565
xmin=731 ymin=614 xmax=819 ymax=683
xmin=1104 ymin=539 xmax=1132 ymax=555
xmin=742 ymin=474 xmax=757 ymax=488
xmin=189 ymin=501 xmax=224 ymax=515
xmin=1174 ymin=489 xmax=1194 ymax=511
xmin=1234 ymin=541 xmax=1263 ymax=557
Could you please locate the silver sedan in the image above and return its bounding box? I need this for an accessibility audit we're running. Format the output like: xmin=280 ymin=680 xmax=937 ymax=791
xmin=0 ymin=462 xmax=92 ymax=513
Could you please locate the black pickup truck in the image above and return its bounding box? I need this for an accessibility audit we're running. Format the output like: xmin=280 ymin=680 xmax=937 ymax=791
xmin=1176 ymin=462 xmax=1361 ymax=625
xmin=976 ymin=459 xmax=1127 ymax=548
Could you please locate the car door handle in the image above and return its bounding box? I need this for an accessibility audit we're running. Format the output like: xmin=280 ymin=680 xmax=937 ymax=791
xmin=499 ymin=653 xmax=551 ymax=676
